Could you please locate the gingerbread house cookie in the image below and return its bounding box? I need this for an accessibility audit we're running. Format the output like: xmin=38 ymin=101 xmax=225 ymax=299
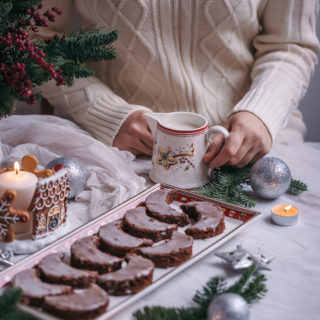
xmin=31 ymin=168 xmax=70 ymax=239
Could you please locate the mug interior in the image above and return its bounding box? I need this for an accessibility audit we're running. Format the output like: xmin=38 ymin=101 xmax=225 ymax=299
xmin=162 ymin=112 xmax=207 ymax=131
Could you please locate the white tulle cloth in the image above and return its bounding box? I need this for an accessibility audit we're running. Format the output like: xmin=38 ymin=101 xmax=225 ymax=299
xmin=0 ymin=115 xmax=148 ymax=254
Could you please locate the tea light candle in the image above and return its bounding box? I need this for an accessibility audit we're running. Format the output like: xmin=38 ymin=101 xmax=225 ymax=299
xmin=271 ymin=204 xmax=299 ymax=226
xmin=0 ymin=161 xmax=38 ymax=234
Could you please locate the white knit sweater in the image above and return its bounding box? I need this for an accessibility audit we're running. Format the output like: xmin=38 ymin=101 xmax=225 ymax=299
xmin=40 ymin=0 xmax=319 ymax=146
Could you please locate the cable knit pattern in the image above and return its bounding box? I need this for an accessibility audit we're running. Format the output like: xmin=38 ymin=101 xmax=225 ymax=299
xmin=40 ymin=0 xmax=319 ymax=145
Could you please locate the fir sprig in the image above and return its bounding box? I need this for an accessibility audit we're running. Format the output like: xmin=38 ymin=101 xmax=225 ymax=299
xmin=133 ymin=264 xmax=267 ymax=320
xmin=287 ymin=179 xmax=308 ymax=195
xmin=194 ymin=164 xmax=308 ymax=208
xmin=194 ymin=164 xmax=256 ymax=208
xmin=0 ymin=1 xmax=118 ymax=117
xmin=0 ymin=287 xmax=35 ymax=320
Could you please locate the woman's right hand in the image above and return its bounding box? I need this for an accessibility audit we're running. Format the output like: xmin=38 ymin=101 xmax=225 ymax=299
xmin=113 ymin=110 xmax=154 ymax=156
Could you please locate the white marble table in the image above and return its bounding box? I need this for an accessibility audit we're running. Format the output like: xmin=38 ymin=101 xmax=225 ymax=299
xmin=112 ymin=142 xmax=320 ymax=320
xmin=1 ymin=141 xmax=319 ymax=320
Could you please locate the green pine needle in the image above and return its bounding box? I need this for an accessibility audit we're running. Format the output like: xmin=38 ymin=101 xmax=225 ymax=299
xmin=0 ymin=80 xmax=16 ymax=118
xmin=193 ymin=164 xmax=256 ymax=208
xmin=192 ymin=276 xmax=227 ymax=309
xmin=193 ymin=164 xmax=308 ymax=208
xmin=0 ymin=2 xmax=119 ymax=118
xmin=11 ymin=0 xmax=42 ymax=11
xmin=0 ymin=287 xmax=23 ymax=315
xmin=240 ymin=274 xmax=268 ymax=304
xmin=225 ymin=264 xmax=267 ymax=303
xmin=0 ymin=287 xmax=35 ymax=320
xmin=133 ymin=306 xmax=203 ymax=320
xmin=287 ymin=179 xmax=308 ymax=195
xmin=133 ymin=264 xmax=267 ymax=320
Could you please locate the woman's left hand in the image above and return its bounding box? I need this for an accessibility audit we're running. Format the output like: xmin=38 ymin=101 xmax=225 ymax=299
xmin=203 ymin=111 xmax=272 ymax=168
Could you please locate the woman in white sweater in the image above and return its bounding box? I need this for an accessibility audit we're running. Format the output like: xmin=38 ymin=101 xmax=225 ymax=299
xmin=40 ymin=0 xmax=319 ymax=168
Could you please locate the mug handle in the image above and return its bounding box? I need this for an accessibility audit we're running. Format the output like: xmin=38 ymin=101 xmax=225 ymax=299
xmin=205 ymin=125 xmax=230 ymax=179
xmin=205 ymin=125 xmax=230 ymax=144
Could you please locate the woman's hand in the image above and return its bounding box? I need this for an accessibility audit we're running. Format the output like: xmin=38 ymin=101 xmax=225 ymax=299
xmin=204 ymin=111 xmax=272 ymax=168
xmin=113 ymin=110 xmax=154 ymax=156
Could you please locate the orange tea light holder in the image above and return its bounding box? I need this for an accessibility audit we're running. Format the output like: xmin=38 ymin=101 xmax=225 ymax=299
xmin=271 ymin=204 xmax=299 ymax=226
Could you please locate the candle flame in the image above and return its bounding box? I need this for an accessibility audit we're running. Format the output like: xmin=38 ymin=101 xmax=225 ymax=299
xmin=14 ymin=161 xmax=20 ymax=175
xmin=284 ymin=205 xmax=292 ymax=212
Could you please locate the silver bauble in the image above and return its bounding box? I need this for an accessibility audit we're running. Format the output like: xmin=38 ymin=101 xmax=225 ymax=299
xmin=249 ymin=156 xmax=291 ymax=199
xmin=208 ymin=293 xmax=250 ymax=320
xmin=46 ymin=157 xmax=86 ymax=199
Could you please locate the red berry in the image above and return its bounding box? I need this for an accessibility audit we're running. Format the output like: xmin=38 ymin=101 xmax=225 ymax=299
xmin=53 ymin=164 xmax=64 ymax=172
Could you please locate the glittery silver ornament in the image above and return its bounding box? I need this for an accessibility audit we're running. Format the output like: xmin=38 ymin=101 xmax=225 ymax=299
xmin=249 ymin=156 xmax=291 ymax=199
xmin=208 ymin=293 xmax=250 ymax=320
xmin=46 ymin=157 xmax=86 ymax=199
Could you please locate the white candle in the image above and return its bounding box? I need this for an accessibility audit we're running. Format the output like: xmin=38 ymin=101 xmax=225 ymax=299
xmin=0 ymin=161 xmax=38 ymax=234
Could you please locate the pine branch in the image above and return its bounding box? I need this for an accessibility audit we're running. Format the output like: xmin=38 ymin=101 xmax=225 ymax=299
xmin=287 ymin=179 xmax=308 ymax=195
xmin=0 ymin=287 xmax=23 ymax=315
xmin=0 ymin=80 xmax=16 ymax=118
xmin=226 ymin=264 xmax=267 ymax=304
xmin=133 ymin=306 xmax=203 ymax=320
xmin=0 ymin=287 xmax=35 ymax=320
xmin=0 ymin=1 xmax=12 ymax=22
xmin=193 ymin=180 xmax=256 ymax=208
xmin=59 ymin=61 xmax=95 ymax=86
xmin=192 ymin=276 xmax=226 ymax=309
xmin=133 ymin=264 xmax=267 ymax=320
xmin=193 ymin=163 xmax=308 ymax=208
xmin=194 ymin=164 xmax=255 ymax=208
xmin=240 ymin=274 xmax=268 ymax=304
xmin=226 ymin=264 xmax=257 ymax=295
xmin=0 ymin=1 xmax=13 ymax=35
xmin=0 ymin=2 xmax=119 ymax=117
xmin=11 ymin=0 xmax=42 ymax=10
xmin=1 ymin=312 xmax=35 ymax=320
xmin=40 ymin=28 xmax=119 ymax=64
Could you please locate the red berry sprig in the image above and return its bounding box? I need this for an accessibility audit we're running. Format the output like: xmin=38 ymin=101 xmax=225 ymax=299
xmin=0 ymin=1 xmax=65 ymax=104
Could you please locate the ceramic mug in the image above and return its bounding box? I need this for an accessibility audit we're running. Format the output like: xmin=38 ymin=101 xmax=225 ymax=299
xmin=145 ymin=112 xmax=229 ymax=189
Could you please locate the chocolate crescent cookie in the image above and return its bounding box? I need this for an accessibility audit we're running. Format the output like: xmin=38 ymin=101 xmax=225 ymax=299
xmin=145 ymin=189 xmax=189 ymax=226
xmin=136 ymin=231 xmax=193 ymax=268
xmin=70 ymin=235 xmax=123 ymax=274
xmin=98 ymin=220 xmax=153 ymax=257
xmin=43 ymin=284 xmax=109 ymax=320
xmin=11 ymin=268 xmax=72 ymax=306
xmin=180 ymin=201 xmax=225 ymax=239
xmin=97 ymin=254 xmax=154 ymax=296
xmin=122 ymin=206 xmax=177 ymax=242
xmin=38 ymin=253 xmax=97 ymax=288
